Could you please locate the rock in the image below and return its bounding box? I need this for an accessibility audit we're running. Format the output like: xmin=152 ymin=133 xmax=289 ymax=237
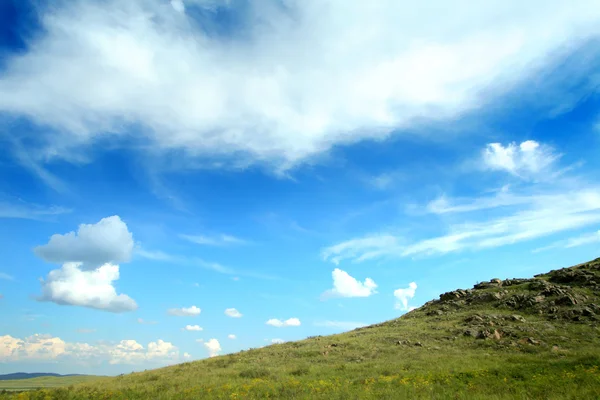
xmin=414 ymin=342 xmax=423 ymax=347
xmin=511 ymin=315 xmax=526 ymax=322
xmin=427 ymin=310 xmax=444 ymax=316
xmin=582 ymin=307 xmax=596 ymax=317
xmin=556 ymin=295 xmax=578 ymax=306
xmin=464 ymin=315 xmax=484 ymax=323
xmin=464 ymin=329 xmax=479 ymax=338
xmin=491 ymin=278 xmax=503 ymax=285
xmin=526 ymin=337 xmax=540 ymax=345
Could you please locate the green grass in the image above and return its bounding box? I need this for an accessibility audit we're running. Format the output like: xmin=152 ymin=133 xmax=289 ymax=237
xmin=3 ymin=258 xmax=600 ymax=399
xmin=0 ymin=376 xmax=101 ymax=392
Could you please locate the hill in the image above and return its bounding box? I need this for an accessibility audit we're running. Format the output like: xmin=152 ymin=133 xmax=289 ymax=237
xmin=2 ymin=257 xmax=600 ymax=399
xmin=0 ymin=374 xmax=87 ymax=381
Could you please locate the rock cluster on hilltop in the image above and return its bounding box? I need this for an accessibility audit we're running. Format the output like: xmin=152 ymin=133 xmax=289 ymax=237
xmin=428 ymin=258 xmax=600 ymax=323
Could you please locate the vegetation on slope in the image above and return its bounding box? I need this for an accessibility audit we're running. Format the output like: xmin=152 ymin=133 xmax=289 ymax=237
xmin=2 ymin=258 xmax=600 ymax=399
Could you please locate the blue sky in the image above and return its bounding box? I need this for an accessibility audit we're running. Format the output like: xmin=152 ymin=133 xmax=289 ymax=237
xmin=1 ymin=0 xmax=600 ymax=375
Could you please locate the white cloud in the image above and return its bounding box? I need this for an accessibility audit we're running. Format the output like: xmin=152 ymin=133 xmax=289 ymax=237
xmin=0 ymin=200 xmax=71 ymax=220
xmin=321 ymin=268 xmax=377 ymax=299
xmin=394 ymin=282 xmax=418 ymax=311
xmin=170 ymin=0 xmax=185 ymax=13
xmin=271 ymin=338 xmax=285 ymax=344
xmin=2 ymin=1 xmax=600 ymax=173
xmin=37 ymin=262 xmax=138 ymax=313
xmin=324 ymin=139 xmax=600 ymax=264
xmin=321 ymin=235 xmax=398 ymax=265
xmin=227 ymin=334 xmax=236 ymax=340
xmin=168 ymin=306 xmax=201 ymax=316
xmin=266 ymin=318 xmax=301 ymax=328
xmin=179 ymin=234 xmax=248 ymax=246
xmin=224 ymin=308 xmax=242 ymax=318
xmin=204 ymin=338 xmax=221 ymax=357
xmin=314 ymin=321 xmax=367 ymax=330
xmin=482 ymin=140 xmax=559 ymax=179
xmin=325 ymin=189 xmax=600 ymax=262
xmin=533 ymin=230 xmax=600 ymax=252
xmin=183 ymin=325 xmax=203 ymax=331
xmin=0 ymin=273 xmax=14 ymax=281
xmin=137 ymin=318 xmax=158 ymax=325
xmin=34 ymin=216 xmax=134 ymax=271
xmin=0 ymin=334 xmax=184 ymax=366
xmin=195 ymin=339 xmax=204 ymax=343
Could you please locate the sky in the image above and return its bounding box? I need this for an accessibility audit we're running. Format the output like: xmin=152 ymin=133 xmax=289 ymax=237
xmin=1 ymin=0 xmax=600 ymax=376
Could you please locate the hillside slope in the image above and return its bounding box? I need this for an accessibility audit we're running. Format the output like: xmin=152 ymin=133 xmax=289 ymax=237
xmin=3 ymin=258 xmax=600 ymax=399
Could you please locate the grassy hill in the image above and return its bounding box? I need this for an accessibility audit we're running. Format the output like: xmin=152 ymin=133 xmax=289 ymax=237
xmin=3 ymin=257 xmax=600 ymax=399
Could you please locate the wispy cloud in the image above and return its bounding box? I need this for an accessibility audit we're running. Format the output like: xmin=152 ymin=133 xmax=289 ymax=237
xmin=533 ymin=230 xmax=600 ymax=253
xmin=324 ymin=189 xmax=600 ymax=263
xmin=3 ymin=1 xmax=598 ymax=173
xmin=323 ymin=141 xmax=600 ymax=263
xmin=179 ymin=234 xmax=249 ymax=247
xmin=314 ymin=320 xmax=367 ymax=330
xmin=136 ymin=247 xmax=279 ymax=280
xmin=0 ymin=199 xmax=71 ymax=220
xmin=137 ymin=318 xmax=158 ymax=325
xmin=0 ymin=273 xmax=14 ymax=281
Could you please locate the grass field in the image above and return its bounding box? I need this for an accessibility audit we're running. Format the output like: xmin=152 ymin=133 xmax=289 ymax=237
xmin=2 ymin=258 xmax=600 ymax=399
xmin=0 ymin=376 xmax=102 ymax=392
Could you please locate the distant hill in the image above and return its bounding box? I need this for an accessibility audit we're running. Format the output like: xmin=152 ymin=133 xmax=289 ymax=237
xmin=0 ymin=373 xmax=87 ymax=381
xmin=1 ymin=257 xmax=600 ymax=399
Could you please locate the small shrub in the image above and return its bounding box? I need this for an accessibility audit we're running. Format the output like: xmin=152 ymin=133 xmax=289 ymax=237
xmin=239 ymin=368 xmax=271 ymax=379
xmin=289 ymin=367 xmax=310 ymax=376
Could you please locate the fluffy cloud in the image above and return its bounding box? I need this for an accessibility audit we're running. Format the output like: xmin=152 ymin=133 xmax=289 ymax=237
xmin=183 ymin=325 xmax=203 ymax=331
xmin=34 ymin=216 xmax=133 ymax=270
xmin=168 ymin=306 xmax=201 ymax=316
xmin=224 ymin=308 xmax=242 ymax=318
xmin=204 ymin=339 xmax=221 ymax=358
xmin=394 ymin=282 xmax=418 ymax=311
xmin=266 ymin=318 xmax=301 ymax=328
xmin=482 ymin=140 xmax=559 ymax=179
xmin=0 ymin=334 xmax=183 ymax=366
xmin=2 ymin=1 xmax=600 ymax=173
xmin=227 ymin=334 xmax=236 ymax=340
xmin=271 ymin=338 xmax=285 ymax=344
xmin=37 ymin=262 xmax=138 ymax=313
xmin=321 ymin=269 xmax=378 ymax=299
